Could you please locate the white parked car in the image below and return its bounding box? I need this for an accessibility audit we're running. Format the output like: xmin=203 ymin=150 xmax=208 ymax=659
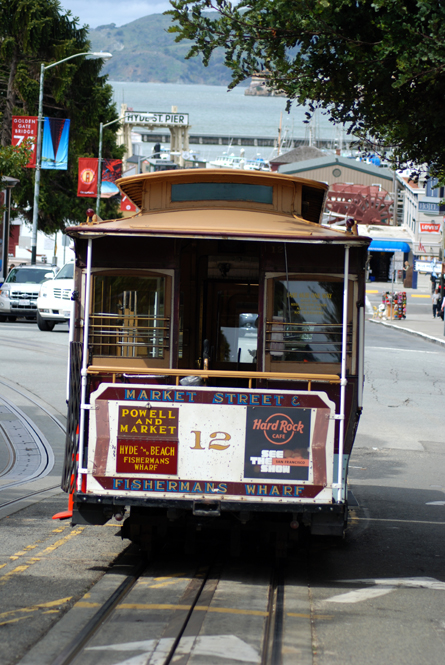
xmin=0 ymin=264 xmax=58 ymax=322
xmin=36 ymin=262 xmax=74 ymax=331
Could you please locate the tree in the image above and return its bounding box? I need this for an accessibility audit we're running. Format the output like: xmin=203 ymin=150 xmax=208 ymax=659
xmin=0 ymin=142 xmax=32 ymax=180
xmin=168 ymin=0 xmax=445 ymax=178
xmin=0 ymin=0 xmax=123 ymax=234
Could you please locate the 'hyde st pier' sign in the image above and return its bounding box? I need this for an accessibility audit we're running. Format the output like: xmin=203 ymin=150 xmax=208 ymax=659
xmin=124 ymin=111 xmax=189 ymax=126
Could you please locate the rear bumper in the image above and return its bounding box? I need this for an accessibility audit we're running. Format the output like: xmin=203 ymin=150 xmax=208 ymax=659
xmin=75 ymin=492 xmax=344 ymax=512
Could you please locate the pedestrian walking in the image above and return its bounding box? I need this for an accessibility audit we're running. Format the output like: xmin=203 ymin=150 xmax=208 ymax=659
xmin=432 ymin=288 xmax=440 ymax=318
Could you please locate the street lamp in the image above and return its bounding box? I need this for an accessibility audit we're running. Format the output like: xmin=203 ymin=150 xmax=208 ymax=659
xmin=96 ymin=115 xmax=124 ymax=215
xmin=31 ymin=51 xmax=112 ymax=265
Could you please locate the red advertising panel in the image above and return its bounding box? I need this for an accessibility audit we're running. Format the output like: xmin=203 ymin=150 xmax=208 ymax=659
xmin=11 ymin=116 xmax=38 ymax=168
xmin=77 ymin=158 xmax=98 ymax=197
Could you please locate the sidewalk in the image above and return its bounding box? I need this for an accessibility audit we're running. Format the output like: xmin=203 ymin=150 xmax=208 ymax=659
xmin=366 ymin=273 xmax=445 ymax=347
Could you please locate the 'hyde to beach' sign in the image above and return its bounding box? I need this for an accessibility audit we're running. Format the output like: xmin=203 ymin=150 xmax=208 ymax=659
xmin=116 ymin=406 xmax=179 ymax=474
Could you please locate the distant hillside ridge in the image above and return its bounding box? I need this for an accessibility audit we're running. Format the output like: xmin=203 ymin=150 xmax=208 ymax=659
xmin=89 ymin=13 xmax=243 ymax=85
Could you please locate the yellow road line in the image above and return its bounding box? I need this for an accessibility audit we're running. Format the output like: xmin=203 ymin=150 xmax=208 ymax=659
xmin=0 ymin=528 xmax=84 ymax=585
xmin=138 ymin=573 xmax=188 ymax=588
xmin=366 ymin=290 xmax=378 ymax=293
xmin=411 ymin=294 xmax=431 ymax=298
xmin=0 ymin=597 xmax=72 ymax=625
xmin=0 ymin=616 xmax=28 ymax=626
xmin=36 ymin=527 xmax=85 ymax=556
xmin=149 ymin=580 xmax=189 ymax=589
xmin=115 ymin=603 xmax=268 ymax=617
xmin=74 ymin=601 xmax=334 ymax=621
xmin=153 ymin=573 xmax=187 ymax=581
xmin=5 ymin=525 xmax=70 ymax=566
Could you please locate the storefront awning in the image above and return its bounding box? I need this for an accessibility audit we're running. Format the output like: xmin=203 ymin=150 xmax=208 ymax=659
xmin=368 ymin=240 xmax=411 ymax=253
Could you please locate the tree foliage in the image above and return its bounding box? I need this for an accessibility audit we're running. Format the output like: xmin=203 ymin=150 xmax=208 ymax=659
xmin=0 ymin=0 xmax=123 ymax=233
xmin=0 ymin=141 xmax=32 ymax=181
xmin=168 ymin=0 xmax=445 ymax=177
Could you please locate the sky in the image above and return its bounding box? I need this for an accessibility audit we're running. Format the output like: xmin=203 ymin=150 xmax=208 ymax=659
xmin=58 ymin=0 xmax=173 ymax=29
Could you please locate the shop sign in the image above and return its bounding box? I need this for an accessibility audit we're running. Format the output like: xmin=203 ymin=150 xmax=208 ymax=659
xmin=419 ymin=201 xmax=439 ymax=213
xmin=420 ymin=222 xmax=441 ymax=233
xmin=414 ymin=260 xmax=442 ymax=273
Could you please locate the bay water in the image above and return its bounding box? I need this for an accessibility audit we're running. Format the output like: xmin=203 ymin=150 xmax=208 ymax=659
xmin=110 ymin=81 xmax=344 ymax=161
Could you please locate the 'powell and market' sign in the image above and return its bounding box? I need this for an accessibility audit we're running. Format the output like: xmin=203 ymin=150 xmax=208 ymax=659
xmin=124 ymin=111 xmax=189 ymax=126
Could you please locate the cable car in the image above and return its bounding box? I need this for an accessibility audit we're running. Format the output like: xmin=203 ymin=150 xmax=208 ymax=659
xmin=59 ymin=169 xmax=370 ymax=546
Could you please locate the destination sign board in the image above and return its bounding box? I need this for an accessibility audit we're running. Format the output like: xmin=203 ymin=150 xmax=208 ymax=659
xmin=124 ymin=111 xmax=189 ymax=126
xmin=87 ymin=383 xmax=336 ymax=505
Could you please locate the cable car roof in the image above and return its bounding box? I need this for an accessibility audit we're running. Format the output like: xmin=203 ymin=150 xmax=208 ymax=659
xmin=66 ymin=169 xmax=371 ymax=246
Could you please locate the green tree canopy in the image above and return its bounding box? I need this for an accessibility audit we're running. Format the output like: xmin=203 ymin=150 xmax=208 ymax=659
xmin=0 ymin=141 xmax=32 ymax=181
xmin=168 ymin=0 xmax=445 ymax=177
xmin=0 ymin=0 xmax=123 ymax=233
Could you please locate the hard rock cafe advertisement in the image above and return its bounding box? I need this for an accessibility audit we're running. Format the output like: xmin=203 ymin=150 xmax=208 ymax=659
xmin=87 ymin=384 xmax=335 ymax=502
xmin=244 ymin=406 xmax=311 ymax=481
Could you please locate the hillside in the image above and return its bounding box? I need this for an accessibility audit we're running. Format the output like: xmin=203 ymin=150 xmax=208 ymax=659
xmin=89 ymin=13 xmax=240 ymax=85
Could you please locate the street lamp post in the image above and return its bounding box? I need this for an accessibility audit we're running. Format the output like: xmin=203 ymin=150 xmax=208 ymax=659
xmin=96 ymin=115 xmax=124 ymax=215
xmin=31 ymin=51 xmax=112 ymax=265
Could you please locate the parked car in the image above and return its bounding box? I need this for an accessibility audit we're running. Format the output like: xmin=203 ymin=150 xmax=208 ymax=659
xmin=36 ymin=261 xmax=74 ymax=331
xmin=0 ymin=264 xmax=58 ymax=322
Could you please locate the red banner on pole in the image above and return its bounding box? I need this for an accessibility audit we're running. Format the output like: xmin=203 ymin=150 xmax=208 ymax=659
xmin=120 ymin=194 xmax=138 ymax=213
xmin=11 ymin=116 xmax=38 ymax=168
xmin=78 ymin=158 xmax=98 ymax=197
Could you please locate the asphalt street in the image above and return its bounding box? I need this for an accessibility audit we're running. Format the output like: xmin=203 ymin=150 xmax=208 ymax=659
xmin=0 ymin=318 xmax=443 ymax=665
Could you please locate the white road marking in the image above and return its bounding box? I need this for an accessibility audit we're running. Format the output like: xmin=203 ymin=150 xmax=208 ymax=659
xmin=324 ymin=576 xmax=445 ymax=604
xmin=339 ymin=577 xmax=445 ymax=590
xmin=426 ymin=501 xmax=445 ymax=506
xmin=87 ymin=635 xmax=260 ymax=664
xmin=325 ymin=587 xmax=395 ymax=603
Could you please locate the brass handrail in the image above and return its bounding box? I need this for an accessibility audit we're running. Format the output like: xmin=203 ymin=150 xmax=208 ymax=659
xmin=87 ymin=364 xmax=341 ymax=389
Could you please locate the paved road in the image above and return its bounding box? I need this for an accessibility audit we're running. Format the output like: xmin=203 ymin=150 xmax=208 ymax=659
xmin=0 ymin=320 xmax=128 ymax=665
xmin=0 ymin=319 xmax=444 ymax=664
xmin=312 ymin=322 xmax=445 ymax=665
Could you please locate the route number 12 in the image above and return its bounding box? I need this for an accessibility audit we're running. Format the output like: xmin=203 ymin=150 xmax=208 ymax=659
xmin=190 ymin=430 xmax=231 ymax=451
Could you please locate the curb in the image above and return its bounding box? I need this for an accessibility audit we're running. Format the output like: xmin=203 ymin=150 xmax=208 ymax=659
xmin=368 ymin=318 xmax=445 ymax=348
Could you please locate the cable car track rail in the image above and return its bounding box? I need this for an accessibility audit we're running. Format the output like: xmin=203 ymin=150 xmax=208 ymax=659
xmin=44 ymin=554 xmax=289 ymax=665
xmin=0 ymin=382 xmax=66 ymax=507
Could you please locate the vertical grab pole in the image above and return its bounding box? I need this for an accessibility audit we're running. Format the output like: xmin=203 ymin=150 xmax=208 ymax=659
xmin=336 ymin=245 xmax=350 ymax=502
xmin=77 ymin=238 xmax=93 ymax=490
xmin=66 ymin=272 xmax=77 ymax=404
xmin=358 ymin=303 xmax=365 ymax=409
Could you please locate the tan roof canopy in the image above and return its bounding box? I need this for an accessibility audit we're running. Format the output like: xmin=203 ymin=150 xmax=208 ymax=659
xmin=65 ymin=169 xmax=370 ymax=246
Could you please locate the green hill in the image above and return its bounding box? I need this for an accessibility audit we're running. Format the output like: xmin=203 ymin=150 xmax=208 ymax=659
xmin=89 ymin=13 xmax=239 ymax=85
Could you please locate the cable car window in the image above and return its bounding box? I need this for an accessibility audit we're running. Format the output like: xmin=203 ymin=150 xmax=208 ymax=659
xmin=171 ymin=182 xmax=273 ymax=204
xmin=90 ymin=274 xmax=168 ymax=359
xmin=268 ymin=278 xmax=345 ymax=363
